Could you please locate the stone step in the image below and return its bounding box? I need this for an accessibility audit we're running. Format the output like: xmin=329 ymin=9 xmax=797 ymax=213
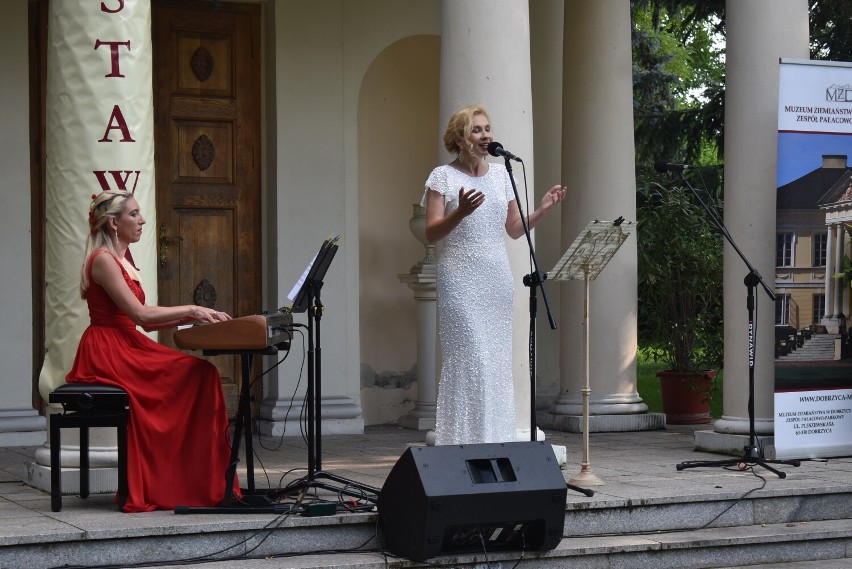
xmin=776 ymin=335 xmax=836 ymax=360
xmin=4 ymin=487 xmax=850 ymax=569
xmin=74 ymin=518 xmax=851 ymax=569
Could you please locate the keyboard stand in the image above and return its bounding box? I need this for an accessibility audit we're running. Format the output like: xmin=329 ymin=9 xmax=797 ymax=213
xmin=175 ymin=345 xmax=289 ymax=514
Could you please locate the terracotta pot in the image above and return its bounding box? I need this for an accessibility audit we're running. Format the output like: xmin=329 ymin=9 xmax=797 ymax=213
xmin=657 ymin=370 xmax=715 ymax=425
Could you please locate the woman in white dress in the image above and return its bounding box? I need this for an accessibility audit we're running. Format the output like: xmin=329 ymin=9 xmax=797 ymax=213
xmin=423 ymin=105 xmax=567 ymax=445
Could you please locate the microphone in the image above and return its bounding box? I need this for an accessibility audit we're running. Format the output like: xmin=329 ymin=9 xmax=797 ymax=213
xmin=654 ymin=160 xmax=691 ymax=173
xmin=487 ymin=141 xmax=522 ymax=162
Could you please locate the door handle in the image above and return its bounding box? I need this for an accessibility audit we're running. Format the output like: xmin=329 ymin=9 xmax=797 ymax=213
xmin=158 ymin=223 xmax=184 ymax=267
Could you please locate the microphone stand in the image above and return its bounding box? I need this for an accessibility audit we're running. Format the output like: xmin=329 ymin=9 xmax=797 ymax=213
xmin=502 ymin=157 xmax=594 ymax=498
xmin=669 ymin=168 xmax=801 ymax=477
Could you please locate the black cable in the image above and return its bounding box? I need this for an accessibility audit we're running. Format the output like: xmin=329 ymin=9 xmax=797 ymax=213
xmin=477 ymin=530 xmax=493 ymax=569
xmin=564 ymin=467 xmax=769 ymax=539
xmin=49 ymin=507 xmax=387 ymax=569
xmin=255 ymin=328 xmax=307 ymax=452
xmin=509 ymin=532 xmax=527 ymax=569
xmin=518 ymin=161 xmax=533 ymax=274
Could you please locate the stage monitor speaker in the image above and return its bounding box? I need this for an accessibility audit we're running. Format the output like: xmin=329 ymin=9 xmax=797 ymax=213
xmin=377 ymin=441 xmax=567 ymax=561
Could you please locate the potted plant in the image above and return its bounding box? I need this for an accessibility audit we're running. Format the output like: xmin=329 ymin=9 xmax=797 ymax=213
xmin=637 ymin=181 xmax=724 ymax=424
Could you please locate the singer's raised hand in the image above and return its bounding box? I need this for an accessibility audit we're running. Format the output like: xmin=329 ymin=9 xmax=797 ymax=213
xmin=457 ymin=187 xmax=485 ymax=216
xmin=505 ymin=184 xmax=567 ymax=239
xmin=424 ymin=186 xmax=485 ymax=243
xmin=541 ymin=184 xmax=568 ymax=211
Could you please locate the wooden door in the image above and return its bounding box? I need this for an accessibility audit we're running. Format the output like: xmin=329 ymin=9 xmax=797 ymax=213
xmin=152 ymin=1 xmax=261 ymax=410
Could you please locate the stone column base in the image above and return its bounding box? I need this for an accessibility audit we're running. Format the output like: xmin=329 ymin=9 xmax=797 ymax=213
xmin=258 ymin=417 xmax=365 ymax=438
xmin=397 ymin=414 xmax=435 ymax=431
xmin=694 ymin=430 xmax=777 ymax=459
xmin=25 ymin=443 xmax=120 ymax=494
xmin=537 ymin=412 xmax=665 ymax=433
xmin=0 ymin=409 xmax=47 ymax=447
xmin=25 ymin=461 xmax=119 ymax=495
xmin=258 ymin=396 xmax=365 ymax=437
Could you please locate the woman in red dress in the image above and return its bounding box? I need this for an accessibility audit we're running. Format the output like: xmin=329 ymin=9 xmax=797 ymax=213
xmin=66 ymin=190 xmax=240 ymax=512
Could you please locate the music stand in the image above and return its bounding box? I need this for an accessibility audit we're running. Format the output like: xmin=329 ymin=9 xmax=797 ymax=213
xmin=288 ymin=237 xmax=380 ymax=502
xmin=497 ymin=157 xmax=593 ymax=498
xmin=550 ymin=218 xmax=634 ymax=487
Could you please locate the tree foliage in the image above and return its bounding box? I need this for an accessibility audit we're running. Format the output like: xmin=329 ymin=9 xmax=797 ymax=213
xmin=810 ymin=0 xmax=852 ymax=61
xmin=637 ymin=182 xmax=724 ymax=372
xmin=631 ymin=0 xmax=725 ymax=177
xmin=632 ymin=1 xmax=726 ymax=366
xmin=632 ymin=0 xmax=852 ymax=365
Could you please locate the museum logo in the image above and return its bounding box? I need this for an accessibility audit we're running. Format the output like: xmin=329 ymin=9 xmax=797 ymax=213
xmin=826 ymin=84 xmax=852 ymax=103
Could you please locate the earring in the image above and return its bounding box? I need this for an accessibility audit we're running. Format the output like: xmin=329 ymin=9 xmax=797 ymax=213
xmin=114 ymin=229 xmax=118 ymax=245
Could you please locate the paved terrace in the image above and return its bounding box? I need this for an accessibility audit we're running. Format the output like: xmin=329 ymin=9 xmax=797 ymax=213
xmin=1 ymin=424 xmax=851 ymax=568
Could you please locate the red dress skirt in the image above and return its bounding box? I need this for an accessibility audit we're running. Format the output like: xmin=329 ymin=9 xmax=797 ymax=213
xmin=66 ymin=251 xmax=240 ymax=512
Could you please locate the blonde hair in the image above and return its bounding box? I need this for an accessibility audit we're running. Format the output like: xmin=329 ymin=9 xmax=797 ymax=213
xmin=442 ymin=105 xmax=489 ymax=156
xmin=80 ymin=190 xmax=134 ymax=296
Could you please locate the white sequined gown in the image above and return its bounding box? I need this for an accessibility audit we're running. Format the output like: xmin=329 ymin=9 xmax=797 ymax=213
xmin=423 ymin=163 xmax=517 ymax=445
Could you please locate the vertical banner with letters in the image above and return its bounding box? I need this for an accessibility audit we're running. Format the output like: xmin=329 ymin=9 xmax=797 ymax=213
xmin=40 ymin=0 xmax=157 ymax=399
xmin=775 ymin=58 xmax=852 ymax=459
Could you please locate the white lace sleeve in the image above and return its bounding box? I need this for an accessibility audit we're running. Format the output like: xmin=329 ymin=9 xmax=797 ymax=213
xmin=421 ymin=166 xmax=449 ymax=207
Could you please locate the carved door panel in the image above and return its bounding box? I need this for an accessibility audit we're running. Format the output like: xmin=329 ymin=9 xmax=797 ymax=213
xmin=152 ymin=1 xmax=261 ymax=411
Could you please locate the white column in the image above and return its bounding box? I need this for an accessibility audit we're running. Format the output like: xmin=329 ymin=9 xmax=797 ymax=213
xmin=825 ymin=223 xmax=835 ymax=319
xmin=439 ymin=0 xmax=537 ymax=439
xmin=547 ymin=0 xmax=648 ymax=428
xmin=0 ymin=1 xmax=45 ymax=447
xmin=713 ymin=0 xmax=809 ymax=438
xmin=834 ymin=224 xmax=845 ymax=316
xmin=529 ymin=0 xmax=565 ymax=410
xmin=262 ymin=2 xmax=363 ymax=438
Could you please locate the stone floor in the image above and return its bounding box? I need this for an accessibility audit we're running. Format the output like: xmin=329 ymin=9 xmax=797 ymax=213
xmin=1 ymin=423 xmax=851 ymax=568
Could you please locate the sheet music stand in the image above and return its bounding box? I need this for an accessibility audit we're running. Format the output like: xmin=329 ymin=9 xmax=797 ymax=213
xmin=288 ymin=238 xmax=380 ymax=502
xmin=550 ymin=218 xmax=634 ymax=487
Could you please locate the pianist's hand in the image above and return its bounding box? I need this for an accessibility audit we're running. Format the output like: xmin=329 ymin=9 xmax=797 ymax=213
xmin=189 ymin=306 xmax=232 ymax=325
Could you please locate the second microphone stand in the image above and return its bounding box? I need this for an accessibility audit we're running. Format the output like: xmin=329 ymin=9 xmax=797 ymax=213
xmin=670 ymin=169 xmax=801 ymax=477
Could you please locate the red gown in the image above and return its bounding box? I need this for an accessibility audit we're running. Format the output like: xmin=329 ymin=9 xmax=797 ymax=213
xmin=66 ymin=250 xmax=240 ymax=512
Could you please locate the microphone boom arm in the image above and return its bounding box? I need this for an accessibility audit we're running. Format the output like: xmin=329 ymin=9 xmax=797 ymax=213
xmin=676 ymin=170 xmax=775 ymax=302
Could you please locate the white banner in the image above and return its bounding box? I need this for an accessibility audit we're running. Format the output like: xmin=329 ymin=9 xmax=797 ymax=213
xmin=775 ymin=390 xmax=852 ymax=459
xmin=778 ymin=61 xmax=852 ymax=134
xmin=40 ymin=0 xmax=156 ymax=399
xmin=775 ymin=58 xmax=852 ymax=460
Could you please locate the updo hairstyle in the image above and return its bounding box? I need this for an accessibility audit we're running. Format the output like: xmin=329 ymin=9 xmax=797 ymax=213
xmin=442 ymin=105 xmax=489 ymax=157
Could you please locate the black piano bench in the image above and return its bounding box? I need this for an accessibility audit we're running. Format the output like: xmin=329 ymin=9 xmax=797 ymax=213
xmin=49 ymin=383 xmax=129 ymax=512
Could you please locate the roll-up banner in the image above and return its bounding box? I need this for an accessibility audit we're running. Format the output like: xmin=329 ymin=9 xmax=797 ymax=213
xmin=775 ymin=58 xmax=852 ymax=459
xmin=40 ymin=0 xmax=157 ymax=399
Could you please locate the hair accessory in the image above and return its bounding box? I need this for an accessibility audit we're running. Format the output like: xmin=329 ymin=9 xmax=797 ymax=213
xmin=91 ymin=193 xmax=98 ymax=201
